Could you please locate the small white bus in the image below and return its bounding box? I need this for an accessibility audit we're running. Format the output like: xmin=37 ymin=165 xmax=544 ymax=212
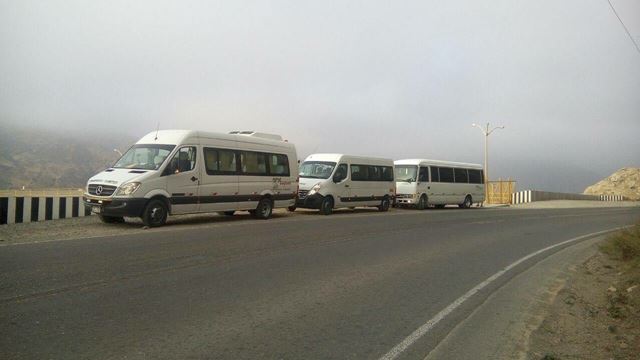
xmin=84 ymin=130 xmax=298 ymax=226
xmin=394 ymin=159 xmax=484 ymax=209
xmin=295 ymin=154 xmax=395 ymax=215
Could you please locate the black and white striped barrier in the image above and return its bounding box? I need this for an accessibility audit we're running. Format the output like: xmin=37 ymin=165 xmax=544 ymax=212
xmin=511 ymin=190 xmax=627 ymax=204
xmin=599 ymin=195 xmax=624 ymax=201
xmin=0 ymin=196 xmax=91 ymax=225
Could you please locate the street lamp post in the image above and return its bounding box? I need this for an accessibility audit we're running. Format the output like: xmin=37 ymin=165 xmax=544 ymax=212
xmin=472 ymin=123 xmax=505 ymax=204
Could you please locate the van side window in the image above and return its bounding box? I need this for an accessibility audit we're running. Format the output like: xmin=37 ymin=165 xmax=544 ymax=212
xmin=418 ymin=167 xmax=429 ymax=182
xmin=204 ymin=147 xmax=237 ymax=175
xmin=382 ymin=166 xmax=394 ymax=181
xmin=350 ymin=165 xmax=368 ymax=181
xmin=369 ymin=166 xmax=382 ymax=181
xmin=269 ymin=154 xmax=290 ymax=176
xmin=240 ymin=151 xmax=268 ymax=176
xmin=168 ymin=146 xmax=197 ymax=174
xmin=454 ymin=168 xmax=468 ymax=183
xmin=439 ymin=167 xmax=454 ymax=183
xmin=430 ymin=167 xmax=440 ymax=182
xmin=334 ymin=164 xmax=348 ymax=182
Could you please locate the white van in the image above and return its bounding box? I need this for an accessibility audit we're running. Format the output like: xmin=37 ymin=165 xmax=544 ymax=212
xmin=83 ymin=130 xmax=298 ymax=226
xmin=394 ymin=159 xmax=484 ymax=209
xmin=295 ymin=154 xmax=395 ymax=215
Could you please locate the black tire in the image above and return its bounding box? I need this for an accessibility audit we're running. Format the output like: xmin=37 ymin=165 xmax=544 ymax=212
xmin=253 ymin=198 xmax=273 ymax=219
xmin=459 ymin=195 xmax=472 ymax=209
xmin=435 ymin=204 xmax=446 ymax=209
xmin=319 ymin=196 xmax=334 ymax=215
xmin=98 ymin=215 xmax=125 ymax=224
xmin=223 ymin=211 xmax=235 ymax=216
xmin=141 ymin=199 xmax=168 ymax=227
xmin=416 ymin=194 xmax=427 ymax=210
xmin=287 ymin=206 xmax=297 ymax=212
xmin=378 ymin=196 xmax=391 ymax=212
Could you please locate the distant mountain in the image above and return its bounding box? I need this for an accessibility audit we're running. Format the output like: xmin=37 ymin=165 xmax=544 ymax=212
xmin=0 ymin=124 xmax=135 ymax=189
xmin=584 ymin=168 xmax=640 ymax=201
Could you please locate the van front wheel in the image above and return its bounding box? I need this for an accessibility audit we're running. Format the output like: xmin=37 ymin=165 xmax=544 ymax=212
xmin=253 ymin=198 xmax=273 ymax=219
xmin=320 ymin=197 xmax=334 ymax=215
xmin=141 ymin=199 xmax=168 ymax=227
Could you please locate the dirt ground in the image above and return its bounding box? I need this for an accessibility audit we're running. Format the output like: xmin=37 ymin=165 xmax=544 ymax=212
xmin=527 ymin=249 xmax=640 ymax=359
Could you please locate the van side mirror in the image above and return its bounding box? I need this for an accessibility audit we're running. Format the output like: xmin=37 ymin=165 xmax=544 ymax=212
xmin=162 ymin=158 xmax=179 ymax=176
xmin=333 ymin=173 xmax=345 ymax=183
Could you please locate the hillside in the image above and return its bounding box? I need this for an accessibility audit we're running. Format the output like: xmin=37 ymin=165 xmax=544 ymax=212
xmin=0 ymin=124 xmax=135 ymax=189
xmin=584 ymin=168 xmax=640 ymax=201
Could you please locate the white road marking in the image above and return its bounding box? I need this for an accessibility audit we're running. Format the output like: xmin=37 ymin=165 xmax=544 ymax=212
xmin=378 ymin=226 xmax=631 ymax=360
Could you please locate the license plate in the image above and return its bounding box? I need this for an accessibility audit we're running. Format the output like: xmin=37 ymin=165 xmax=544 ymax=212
xmin=92 ymin=206 xmax=101 ymax=214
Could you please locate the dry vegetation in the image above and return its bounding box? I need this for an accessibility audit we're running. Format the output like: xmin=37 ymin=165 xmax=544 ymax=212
xmin=528 ymin=224 xmax=640 ymax=360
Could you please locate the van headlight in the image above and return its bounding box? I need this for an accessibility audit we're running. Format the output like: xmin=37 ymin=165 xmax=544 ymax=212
xmin=116 ymin=182 xmax=141 ymax=196
xmin=308 ymin=183 xmax=322 ymax=195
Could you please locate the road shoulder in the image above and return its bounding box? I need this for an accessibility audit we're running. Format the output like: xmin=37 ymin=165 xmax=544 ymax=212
xmin=424 ymin=235 xmax=606 ymax=360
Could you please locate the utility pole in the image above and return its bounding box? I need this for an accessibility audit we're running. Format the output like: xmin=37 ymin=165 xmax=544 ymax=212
xmin=472 ymin=123 xmax=505 ymax=204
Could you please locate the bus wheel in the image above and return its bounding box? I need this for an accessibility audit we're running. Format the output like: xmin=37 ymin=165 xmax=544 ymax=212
xmin=416 ymin=195 xmax=427 ymax=210
xmin=99 ymin=215 xmax=125 ymax=224
xmin=459 ymin=195 xmax=472 ymax=209
xmin=378 ymin=196 xmax=391 ymax=212
xmin=141 ymin=199 xmax=168 ymax=227
xmin=253 ymin=198 xmax=273 ymax=219
xmin=319 ymin=197 xmax=334 ymax=215
xmin=287 ymin=206 xmax=297 ymax=212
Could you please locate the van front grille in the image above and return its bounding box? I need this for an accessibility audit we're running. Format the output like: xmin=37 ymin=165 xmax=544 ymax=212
xmin=298 ymin=190 xmax=309 ymax=199
xmin=88 ymin=184 xmax=117 ymax=196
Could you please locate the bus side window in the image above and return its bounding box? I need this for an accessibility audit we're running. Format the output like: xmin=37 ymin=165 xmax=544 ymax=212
xmin=418 ymin=167 xmax=429 ymax=182
xmin=430 ymin=167 xmax=440 ymax=182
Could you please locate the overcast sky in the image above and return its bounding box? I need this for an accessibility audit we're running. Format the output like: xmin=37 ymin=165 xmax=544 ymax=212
xmin=1 ymin=0 xmax=639 ymax=192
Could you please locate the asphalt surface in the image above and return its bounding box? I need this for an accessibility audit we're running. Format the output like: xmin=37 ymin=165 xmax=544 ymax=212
xmin=1 ymin=207 xmax=639 ymax=359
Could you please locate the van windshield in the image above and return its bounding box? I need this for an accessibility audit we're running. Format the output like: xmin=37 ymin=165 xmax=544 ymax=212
xmin=113 ymin=144 xmax=176 ymax=170
xmin=299 ymin=161 xmax=337 ymax=179
xmin=395 ymin=165 xmax=418 ymax=182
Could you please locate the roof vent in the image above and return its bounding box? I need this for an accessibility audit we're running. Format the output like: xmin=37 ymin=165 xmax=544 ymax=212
xmin=229 ymin=131 xmax=283 ymax=141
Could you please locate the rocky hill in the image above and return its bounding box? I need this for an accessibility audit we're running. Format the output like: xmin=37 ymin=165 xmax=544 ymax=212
xmin=0 ymin=124 xmax=135 ymax=189
xmin=584 ymin=168 xmax=640 ymax=201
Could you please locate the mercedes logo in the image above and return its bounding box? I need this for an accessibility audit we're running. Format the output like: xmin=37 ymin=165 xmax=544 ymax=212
xmin=96 ymin=185 xmax=103 ymax=195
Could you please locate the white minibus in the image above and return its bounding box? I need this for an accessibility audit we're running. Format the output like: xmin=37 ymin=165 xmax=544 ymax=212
xmin=394 ymin=159 xmax=484 ymax=209
xmin=83 ymin=130 xmax=298 ymax=226
xmin=295 ymin=154 xmax=395 ymax=215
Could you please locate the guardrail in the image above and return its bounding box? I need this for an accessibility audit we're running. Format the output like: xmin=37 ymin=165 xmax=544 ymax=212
xmin=512 ymin=190 xmax=626 ymax=204
xmin=0 ymin=195 xmax=91 ymax=225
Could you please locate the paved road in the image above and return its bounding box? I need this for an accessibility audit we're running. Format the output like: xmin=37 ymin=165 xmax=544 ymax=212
xmin=1 ymin=207 xmax=639 ymax=359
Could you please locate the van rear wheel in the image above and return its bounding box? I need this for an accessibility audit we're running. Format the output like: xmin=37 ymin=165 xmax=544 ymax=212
xmin=378 ymin=196 xmax=391 ymax=212
xmin=141 ymin=199 xmax=168 ymax=227
xmin=253 ymin=198 xmax=273 ymax=219
xmin=319 ymin=197 xmax=334 ymax=215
